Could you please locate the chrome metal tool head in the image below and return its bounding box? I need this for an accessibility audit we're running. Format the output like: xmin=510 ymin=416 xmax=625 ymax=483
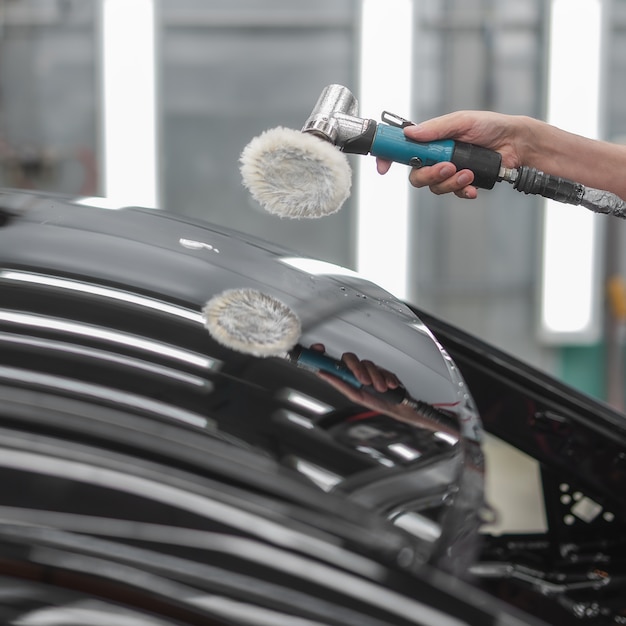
xmin=301 ymin=84 xmax=370 ymax=149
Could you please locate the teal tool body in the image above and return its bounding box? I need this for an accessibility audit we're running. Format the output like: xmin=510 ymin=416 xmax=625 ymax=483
xmin=302 ymin=85 xmax=505 ymax=190
xmin=369 ymin=117 xmax=502 ymax=189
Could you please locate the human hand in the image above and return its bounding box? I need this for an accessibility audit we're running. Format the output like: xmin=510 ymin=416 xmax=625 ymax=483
xmin=309 ymin=344 xmax=459 ymax=434
xmin=309 ymin=343 xmax=402 ymax=394
xmin=377 ymin=111 xmax=528 ymax=199
xmin=308 ymin=343 xmax=406 ymax=413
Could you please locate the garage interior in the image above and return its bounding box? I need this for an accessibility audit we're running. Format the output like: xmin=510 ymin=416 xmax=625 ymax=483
xmin=1 ymin=0 xmax=625 ymax=556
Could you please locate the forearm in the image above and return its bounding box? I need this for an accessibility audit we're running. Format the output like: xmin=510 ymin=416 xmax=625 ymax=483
xmin=520 ymin=116 xmax=626 ymax=200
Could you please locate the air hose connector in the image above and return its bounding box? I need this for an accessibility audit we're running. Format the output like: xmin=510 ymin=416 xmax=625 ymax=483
xmin=510 ymin=166 xmax=584 ymax=205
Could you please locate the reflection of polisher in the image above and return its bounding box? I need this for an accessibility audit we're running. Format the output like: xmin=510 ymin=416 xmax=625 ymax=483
xmin=240 ymin=83 xmax=626 ymax=219
xmin=202 ymin=287 xmax=406 ymax=403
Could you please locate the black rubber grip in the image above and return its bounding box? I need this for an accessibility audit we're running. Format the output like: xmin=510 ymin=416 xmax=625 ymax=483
xmin=451 ymin=141 xmax=502 ymax=189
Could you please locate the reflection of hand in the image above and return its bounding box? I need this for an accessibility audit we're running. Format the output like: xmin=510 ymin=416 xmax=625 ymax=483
xmin=309 ymin=343 xmax=402 ymax=393
xmin=310 ymin=343 xmax=459 ymax=437
xmin=309 ymin=343 xmax=403 ymax=413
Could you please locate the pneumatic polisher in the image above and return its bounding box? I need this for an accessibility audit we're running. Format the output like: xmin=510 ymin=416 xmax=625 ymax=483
xmin=240 ymin=83 xmax=626 ymax=219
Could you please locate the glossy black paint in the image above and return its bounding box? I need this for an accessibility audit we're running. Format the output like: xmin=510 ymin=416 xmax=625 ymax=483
xmin=0 ymin=189 xmax=501 ymax=625
xmin=0 ymin=188 xmax=623 ymax=624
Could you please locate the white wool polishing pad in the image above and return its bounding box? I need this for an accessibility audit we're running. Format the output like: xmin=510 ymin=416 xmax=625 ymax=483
xmin=202 ymin=288 xmax=302 ymax=357
xmin=240 ymin=126 xmax=352 ymax=218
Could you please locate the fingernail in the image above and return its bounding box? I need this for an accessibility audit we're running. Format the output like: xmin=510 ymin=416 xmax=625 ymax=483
xmin=405 ymin=123 xmax=424 ymax=135
xmin=457 ymin=172 xmax=473 ymax=186
xmin=440 ymin=164 xmax=455 ymax=178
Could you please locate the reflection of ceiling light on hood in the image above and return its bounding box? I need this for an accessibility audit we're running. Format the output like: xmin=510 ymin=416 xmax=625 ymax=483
xmin=292 ymin=458 xmax=342 ymax=492
xmin=280 ymin=257 xmax=362 ymax=278
xmin=392 ymin=511 xmax=442 ymax=543
xmin=74 ymin=196 xmax=132 ymax=210
xmin=0 ymin=332 xmax=211 ymax=389
xmin=408 ymin=320 xmax=435 ymax=337
xmin=0 ymin=365 xmax=209 ymax=429
xmin=0 ymin=311 xmax=217 ymax=370
xmin=0 ymin=271 xmax=203 ymax=324
xmin=433 ymin=431 xmax=459 ymax=446
xmin=282 ymin=411 xmax=314 ymax=429
xmin=356 ymin=446 xmax=396 ymax=467
xmin=281 ymin=389 xmax=333 ymax=415
xmin=388 ymin=443 xmax=421 ymax=462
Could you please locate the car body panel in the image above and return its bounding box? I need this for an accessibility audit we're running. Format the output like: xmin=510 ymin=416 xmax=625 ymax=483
xmin=0 ymin=188 xmax=624 ymax=624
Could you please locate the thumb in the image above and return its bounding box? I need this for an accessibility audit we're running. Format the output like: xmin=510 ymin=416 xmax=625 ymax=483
xmin=404 ymin=112 xmax=468 ymax=143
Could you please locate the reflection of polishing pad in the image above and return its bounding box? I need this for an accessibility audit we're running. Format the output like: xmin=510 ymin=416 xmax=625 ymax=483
xmin=239 ymin=126 xmax=352 ymax=219
xmin=202 ymin=288 xmax=301 ymax=357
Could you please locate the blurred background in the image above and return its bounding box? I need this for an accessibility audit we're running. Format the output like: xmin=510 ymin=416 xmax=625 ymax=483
xmin=1 ymin=0 xmax=626 ymax=409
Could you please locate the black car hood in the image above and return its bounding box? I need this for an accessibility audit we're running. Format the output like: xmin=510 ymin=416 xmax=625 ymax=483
xmin=1 ymin=193 xmax=461 ymax=408
xmin=0 ymin=189 xmax=485 ymax=574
